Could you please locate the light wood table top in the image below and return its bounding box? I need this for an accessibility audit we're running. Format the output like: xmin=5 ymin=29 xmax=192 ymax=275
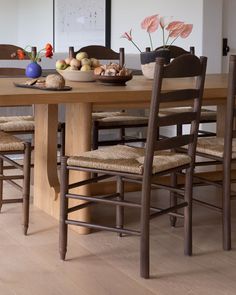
xmin=0 ymin=74 xmax=228 ymax=105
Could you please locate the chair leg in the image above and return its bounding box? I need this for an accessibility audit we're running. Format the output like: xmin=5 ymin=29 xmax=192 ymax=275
xmin=116 ymin=176 xmax=124 ymax=237
xmin=184 ymin=167 xmax=193 ymax=256
xmin=120 ymin=127 xmax=125 ymax=144
xmin=140 ymin=180 xmax=151 ymax=279
xmin=92 ymin=121 xmax=99 ymax=150
xmin=170 ymin=172 xmax=177 ymax=227
xmin=22 ymin=142 xmax=31 ymax=235
xmin=223 ymin=165 xmax=231 ymax=250
xmin=59 ymin=156 xmax=69 ymax=260
xmin=0 ymin=158 xmax=3 ymax=212
xmin=177 ymin=124 xmax=183 ymax=136
xmin=60 ymin=123 xmax=66 ymax=157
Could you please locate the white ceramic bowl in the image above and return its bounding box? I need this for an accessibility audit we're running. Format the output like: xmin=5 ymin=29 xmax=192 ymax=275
xmin=56 ymin=69 xmax=95 ymax=82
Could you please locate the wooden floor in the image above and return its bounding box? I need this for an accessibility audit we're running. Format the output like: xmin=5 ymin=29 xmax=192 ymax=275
xmin=1 ymin=180 xmax=236 ymax=294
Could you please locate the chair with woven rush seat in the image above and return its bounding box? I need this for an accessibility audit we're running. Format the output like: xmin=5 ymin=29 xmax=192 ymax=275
xmin=59 ymin=54 xmax=207 ymax=278
xmin=69 ymin=45 xmax=149 ymax=149
xmin=193 ymin=55 xmax=236 ymax=251
xmin=0 ymin=44 xmax=65 ymax=156
xmin=0 ymin=131 xmax=31 ymax=234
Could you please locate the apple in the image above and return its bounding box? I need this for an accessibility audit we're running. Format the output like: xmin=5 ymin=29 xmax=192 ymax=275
xmin=80 ymin=64 xmax=91 ymax=71
xmin=56 ymin=59 xmax=67 ymax=70
xmin=70 ymin=65 xmax=79 ymax=70
xmin=81 ymin=58 xmax=91 ymax=66
xmin=90 ymin=58 xmax=100 ymax=68
xmin=70 ymin=58 xmax=81 ymax=68
xmin=65 ymin=57 xmax=72 ymax=65
xmin=76 ymin=52 xmax=88 ymax=61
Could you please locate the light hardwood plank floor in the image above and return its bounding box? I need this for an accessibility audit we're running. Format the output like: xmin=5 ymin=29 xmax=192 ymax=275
xmin=1 ymin=180 xmax=236 ymax=294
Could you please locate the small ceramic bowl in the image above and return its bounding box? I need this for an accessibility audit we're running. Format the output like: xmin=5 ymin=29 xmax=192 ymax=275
xmin=56 ymin=69 xmax=95 ymax=82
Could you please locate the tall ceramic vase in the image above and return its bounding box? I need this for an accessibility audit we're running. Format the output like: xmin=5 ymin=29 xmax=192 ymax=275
xmin=25 ymin=61 xmax=42 ymax=79
xmin=140 ymin=49 xmax=170 ymax=79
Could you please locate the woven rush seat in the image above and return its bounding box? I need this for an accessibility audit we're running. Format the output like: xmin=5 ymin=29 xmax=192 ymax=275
xmin=94 ymin=115 xmax=149 ymax=126
xmin=0 ymin=115 xmax=64 ymax=133
xmin=196 ymin=137 xmax=236 ymax=158
xmin=92 ymin=111 xmax=124 ymax=119
xmin=0 ymin=115 xmax=34 ymax=132
xmin=159 ymin=107 xmax=216 ymax=121
xmin=0 ymin=131 xmax=25 ymax=151
xmin=67 ymin=145 xmax=191 ymax=175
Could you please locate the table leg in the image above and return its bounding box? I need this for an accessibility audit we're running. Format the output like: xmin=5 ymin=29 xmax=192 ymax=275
xmin=65 ymin=103 xmax=92 ymax=234
xmin=34 ymin=104 xmax=60 ymax=216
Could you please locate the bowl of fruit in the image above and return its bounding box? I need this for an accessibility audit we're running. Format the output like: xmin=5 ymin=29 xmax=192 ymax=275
xmin=56 ymin=52 xmax=100 ymax=82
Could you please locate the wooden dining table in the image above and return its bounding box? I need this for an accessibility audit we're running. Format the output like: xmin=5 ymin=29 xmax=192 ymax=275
xmin=0 ymin=74 xmax=229 ymax=233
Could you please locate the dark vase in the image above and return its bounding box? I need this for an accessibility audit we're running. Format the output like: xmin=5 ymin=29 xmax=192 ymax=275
xmin=140 ymin=49 xmax=171 ymax=79
xmin=25 ymin=62 xmax=42 ymax=78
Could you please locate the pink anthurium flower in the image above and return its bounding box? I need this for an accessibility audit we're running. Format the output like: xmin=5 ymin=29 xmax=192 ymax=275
xmin=141 ymin=14 xmax=159 ymax=50
xmin=159 ymin=16 xmax=173 ymax=29
xmin=121 ymin=29 xmax=142 ymax=52
xmin=121 ymin=29 xmax=133 ymax=41
xmin=166 ymin=21 xmax=184 ymax=32
xmin=141 ymin=14 xmax=159 ymax=33
xmin=168 ymin=23 xmax=186 ymax=38
xmin=180 ymin=24 xmax=193 ymax=38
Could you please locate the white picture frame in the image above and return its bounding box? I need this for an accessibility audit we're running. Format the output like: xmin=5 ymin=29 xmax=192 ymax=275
xmin=53 ymin=0 xmax=111 ymax=52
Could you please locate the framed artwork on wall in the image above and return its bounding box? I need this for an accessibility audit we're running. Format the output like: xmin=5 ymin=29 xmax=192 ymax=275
xmin=53 ymin=0 xmax=111 ymax=52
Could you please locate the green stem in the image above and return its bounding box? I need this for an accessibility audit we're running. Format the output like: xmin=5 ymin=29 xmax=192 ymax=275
xmin=130 ymin=40 xmax=142 ymax=53
xmin=162 ymin=28 xmax=165 ymax=48
xmin=168 ymin=35 xmax=180 ymax=46
xmin=148 ymin=32 xmax=153 ymax=51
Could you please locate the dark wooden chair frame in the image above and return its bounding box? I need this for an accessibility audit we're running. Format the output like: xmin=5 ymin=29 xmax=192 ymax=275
xmin=0 ymin=142 xmax=31 ymax=234
xmin=188 ymin=55 xmax=236 ymax=251
xmin=59 ymin=54 xmax=207 ymax=278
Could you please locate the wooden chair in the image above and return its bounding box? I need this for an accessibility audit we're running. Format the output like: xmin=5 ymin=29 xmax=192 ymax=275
xmin=0 ymin=44 xmax=65 ymax=156
xmin=59 ymin=54 xmax=207 ymax=278
xmin=192 ymin=55 xmax=236 ymax=251
xmin=69 ymin=45 xmax=148 ymax=149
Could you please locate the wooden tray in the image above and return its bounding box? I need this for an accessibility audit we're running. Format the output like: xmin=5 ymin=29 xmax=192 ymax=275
xmin=13 ymin=82 xmax=72 ymax=91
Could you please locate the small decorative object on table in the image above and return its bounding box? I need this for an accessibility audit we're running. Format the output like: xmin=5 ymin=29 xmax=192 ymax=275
xmin=11 ymin=43 xmax=53 ymax=78
xmin=94 ymin=63 xmax=132 ymax=86
xmin=121 ymin=14 xmax=193 ymax=79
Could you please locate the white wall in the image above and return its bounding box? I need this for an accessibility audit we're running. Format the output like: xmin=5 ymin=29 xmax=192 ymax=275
xmin=202 ymin=0 xmax=223 ymax=73
xmin=17 ymin=0 xmax=53 ymax=48
xmin=0 ymin=0 xmax=18 ymax=43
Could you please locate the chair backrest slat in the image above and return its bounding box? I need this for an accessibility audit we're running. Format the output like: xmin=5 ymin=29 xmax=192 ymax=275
xmin=163 ymin=54 xmax=202 ymax=78
xmin=69 ymin=45 xmax=125 ymax=67
xmin=160 ymin=89 xmax=200 ymax=103
xmin=155 ymin=134 xmax=194 ymax=151
xmin=0 ymin=44 xmax=29 ymax=60
xmin=158 ymin=111 xmax=197 ymax=127
xmin=0 ymin=44 xmax=30 ymax=76
xmin=155 ymin=45 xmax=195 ymax=58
